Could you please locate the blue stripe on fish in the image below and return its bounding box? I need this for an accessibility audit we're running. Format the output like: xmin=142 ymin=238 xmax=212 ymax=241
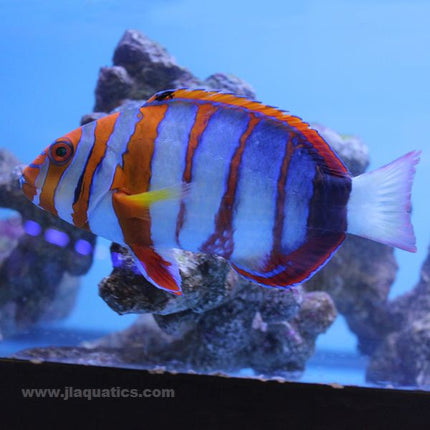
xmin=88 ymin=108 xmax=142 ymax=242
xmin=231 ymin=120 xmax=287 ymax=266
xmin=174 ymin=103 xmax=219 ymax=246
xmin=149 ymin=102 xmax=198 ymax=248
xmin=54 ymin=120 xmax=97 ymax=224
xmin=179 ymin=107 xmax=251 ymax=251
xmin=200 ymin=114 xmax=257 ymax=258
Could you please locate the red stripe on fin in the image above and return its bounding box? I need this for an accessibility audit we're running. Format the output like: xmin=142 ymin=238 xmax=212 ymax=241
xmin=146 ymin=89 xmax=348 ymax=177
xmin=128 ymin=245 xmax=182 ymax=295
xmin=230 ymin=232 xmax=346 ymax=288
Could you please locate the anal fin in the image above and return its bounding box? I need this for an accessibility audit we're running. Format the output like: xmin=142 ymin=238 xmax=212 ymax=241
xmin=128 ymin=244 xmax=182 ymax=295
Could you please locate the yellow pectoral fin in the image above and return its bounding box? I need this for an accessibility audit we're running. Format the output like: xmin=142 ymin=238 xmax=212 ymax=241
xmin=126 ymin=188 xmax=175 ymax=206
xmin=114 ymin=183 xmax=189 ymax=219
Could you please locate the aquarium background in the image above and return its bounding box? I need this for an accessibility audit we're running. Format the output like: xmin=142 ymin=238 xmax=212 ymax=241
xmin=0 ymin=0 xmax=429 ymax=387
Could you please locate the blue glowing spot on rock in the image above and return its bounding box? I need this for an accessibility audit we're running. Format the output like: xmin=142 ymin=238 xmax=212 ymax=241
xmin=44 ymin=228 xmax=70 ymax=247
xmin=111 ymin=252 xmax=123 ymax=268
xmin=111 ymin=251 xmax=140 ymax=274
xmin=74 ymin=239 xmax=93 ymax=255
xmin=24 ymin=220 xmax=42 ymax=236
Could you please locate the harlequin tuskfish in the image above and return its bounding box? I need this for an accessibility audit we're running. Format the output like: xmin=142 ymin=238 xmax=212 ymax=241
xmin=20 ymin=89 xmax=420 ymax=295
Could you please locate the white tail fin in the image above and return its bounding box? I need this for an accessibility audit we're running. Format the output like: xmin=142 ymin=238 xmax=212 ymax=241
xmin=347 ymin=151 xmax=420 ymax=252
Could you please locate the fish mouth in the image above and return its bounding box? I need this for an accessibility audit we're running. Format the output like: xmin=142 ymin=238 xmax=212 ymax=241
xmin=16 ymin=164 xmax=38 ymax=193
xmin=19 ymin=175 xmax=35 ymax=190
xmin=11 ymin=164 xmax=30 ymax=190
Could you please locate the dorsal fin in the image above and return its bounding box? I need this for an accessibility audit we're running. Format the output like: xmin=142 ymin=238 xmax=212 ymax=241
xmin=145 ymin=88 xmax=348 ymax=176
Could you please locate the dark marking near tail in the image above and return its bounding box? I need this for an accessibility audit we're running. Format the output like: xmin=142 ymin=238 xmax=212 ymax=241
xmin=231 ymin=138 xmax=352 ymax=288
xmin=307 ymin=155 xmax=351 ymax=235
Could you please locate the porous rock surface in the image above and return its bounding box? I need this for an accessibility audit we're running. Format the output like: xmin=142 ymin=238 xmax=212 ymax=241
xmin=305 ymin=236 xmax=398 ymax=355
xmin=94 ymin=30 xmax=255 ymax=113
xmin=92 ymin=243 xmax=336 ymax=376
xmin=366 ymin=248 xmax=430 ymax=388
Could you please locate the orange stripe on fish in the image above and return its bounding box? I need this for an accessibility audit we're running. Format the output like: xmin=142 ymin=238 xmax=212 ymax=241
xmin=22 ymin=183 xmax=37 ymax=201
xmin=112 ymin=104 xmax=168 ymax=245
xmin=183 ymin=103 xmax=219 ymax=183
xmin=22 ymin=164 xmax=42 ymax=201
xmin=22 ymin=149 xmax=51 ymax=201
xmin=110 ymin=104 xmax=182 ymax=294
xmin=175 ymin=103 xmax=219 ymax=245
xmin=72 ymin=112 xmax=120 ymax=228
xmin=39 ymin=127 xmax=82 ymax=216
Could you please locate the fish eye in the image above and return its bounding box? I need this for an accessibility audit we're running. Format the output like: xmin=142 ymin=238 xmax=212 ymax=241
xmin=49 ymin=140 xmax=74 ymax=165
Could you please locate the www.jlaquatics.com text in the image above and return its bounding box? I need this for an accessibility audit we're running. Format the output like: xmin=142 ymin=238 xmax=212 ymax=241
xmin=21 ymin=386 xmax=176 ymax=400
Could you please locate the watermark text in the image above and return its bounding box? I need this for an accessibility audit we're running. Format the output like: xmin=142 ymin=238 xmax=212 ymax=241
xmin=21 ymin=386 xmax=175 ymax=400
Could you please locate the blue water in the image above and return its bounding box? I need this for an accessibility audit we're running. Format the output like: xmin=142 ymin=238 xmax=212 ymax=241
xmin=0 ymin=0 xmax=429 ymax=389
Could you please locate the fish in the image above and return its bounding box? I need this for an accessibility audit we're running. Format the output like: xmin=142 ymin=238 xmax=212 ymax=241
xmin=20 ymin=88 xmax=420 ymax=295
